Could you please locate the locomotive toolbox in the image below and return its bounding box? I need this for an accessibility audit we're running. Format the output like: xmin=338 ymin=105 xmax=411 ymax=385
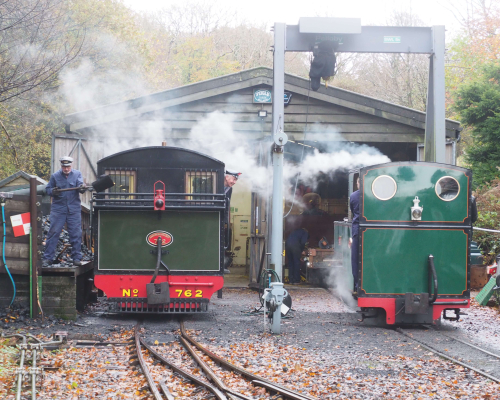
xmin=91 ymin=146 xmax=226 ymax=313
xmin=355 ymin=161 xmax=473 ymax=324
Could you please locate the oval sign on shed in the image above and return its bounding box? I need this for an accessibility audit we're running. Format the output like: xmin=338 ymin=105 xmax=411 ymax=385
xmin=146 ymin=231 xmax=173 ymax=247
xmin=253 ymin=89 xmax=272 ymax=103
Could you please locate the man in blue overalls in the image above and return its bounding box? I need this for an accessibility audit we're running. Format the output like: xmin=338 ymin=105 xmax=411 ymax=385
xmin=43 ymin=156 xmax=85 ymax=266
xmin=285 ymin=228 xmax=309 ymax=285
xmin=350 ymin=177 xmax=360 ymax=295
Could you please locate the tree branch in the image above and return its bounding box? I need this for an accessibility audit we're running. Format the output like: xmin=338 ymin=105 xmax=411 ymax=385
xmin=0 ymin=117 xmax=20 ymax=168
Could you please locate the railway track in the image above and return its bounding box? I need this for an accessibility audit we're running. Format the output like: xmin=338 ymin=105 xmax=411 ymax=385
xmin=131 ymin=322 xmax=318 ymax=400
xmin=396 ymin=327 xmax=500 ymax=384
xmin=2 ymin=332 xmax=66 ymax=400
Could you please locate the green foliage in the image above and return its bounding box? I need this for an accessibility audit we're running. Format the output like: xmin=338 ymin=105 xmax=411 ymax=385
xmin=446 ymin=34 xmax=486 ymax=97
xmin=170 ymin=36 xmax=240 ymax=85
xmin=474 ymin=179 xmax=500 ymax=264
xmin=453 ymin=62 xmax=500 ymax=188
xmin=0 ymin=99 xmax=61 ymax=180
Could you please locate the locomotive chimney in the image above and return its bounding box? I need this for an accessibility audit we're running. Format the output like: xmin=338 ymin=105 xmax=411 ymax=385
xmin=161 ymin=141 xmax=167 ymax=146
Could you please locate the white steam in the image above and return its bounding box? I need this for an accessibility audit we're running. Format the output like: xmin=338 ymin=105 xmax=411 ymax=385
xmin=178 ymin=111 xmax=390 ymax=196
xmin=286 ymin=147 xmax=390 ymax=186
xmin=60 ymin=58 xmax=149 ymax=113
xmin=325 ymin=268 xmax=358 ymax=309
xmin=59 ymin=59 xmax=174 ymax=160
xmin=59 ymin=61 xmax=390 ymax=196
xmin=180 ymin=111 xmax=269 ymax=192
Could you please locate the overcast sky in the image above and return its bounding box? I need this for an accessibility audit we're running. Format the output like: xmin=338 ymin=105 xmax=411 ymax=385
xmin=123 ymin=0 xmax=466 ymax=38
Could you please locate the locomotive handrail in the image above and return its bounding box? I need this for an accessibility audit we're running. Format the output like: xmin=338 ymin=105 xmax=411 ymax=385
xmin=93 ymin=193 xmax=226 ymax=197
xmin=360 ymin=223 xmax=473 ymax=229
xmin=428 ymin=255 xmax=438 ymax=304
xmin=92 ymin=191 xmax=226 ymax=210
xmin=92 ymin=198 xmax=224 ymax=203
xmin=92 ymin=205 xmax=225 ymax=210
xmin=473 ymin=227 xmax=500 ymax=234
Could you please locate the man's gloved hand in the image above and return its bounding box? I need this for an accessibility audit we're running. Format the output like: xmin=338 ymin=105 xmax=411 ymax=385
xmin=52 ymin=187 xmax=61 ymax=197
xmin=78 ymin=185 xmax=87 ymax=194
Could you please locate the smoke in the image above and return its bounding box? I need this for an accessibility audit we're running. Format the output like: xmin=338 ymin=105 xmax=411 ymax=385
xmin=59 ymin=62 xmax=390 ymax=197
xmin=59 ymin=59 xmax=175 ymax=160
xmin=59 ymin=58 xmax=149 ymax=114
xmin=286 ymin=146 xmax=390 ymax=187
xmin=177 ymin=110 xmax=269 ymax=193
xmin=173 ymin=111 xmax=391 ymax=197
xmin=325 ymin=267 xmax=358 ymax=309
xmin=284 ymin=128 xmax=390 ymax=188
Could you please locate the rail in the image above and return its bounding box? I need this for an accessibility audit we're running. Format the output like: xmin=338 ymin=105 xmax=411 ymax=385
xmin=2 ymin=332 xmax=66 ymax=400
xmin=138 ymin=334 xmax=227 ymax=400
xmin=396 ymin=328 xmax=500 ymax=384
xmin=179 ymin=321 xmax=318 ymax=400
xmin=132 ymin=323 xmax=318 ymax=400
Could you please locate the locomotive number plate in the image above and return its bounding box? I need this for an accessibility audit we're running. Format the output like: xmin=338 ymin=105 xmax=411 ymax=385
xmin=123 ymin=289 xmax=139 ymax=297
xmin=175 ymin=289 xmax=203 ymax=298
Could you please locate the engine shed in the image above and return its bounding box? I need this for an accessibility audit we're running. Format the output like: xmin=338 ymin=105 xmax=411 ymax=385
xmin=56 ymin=67 xmax=461 ymax=286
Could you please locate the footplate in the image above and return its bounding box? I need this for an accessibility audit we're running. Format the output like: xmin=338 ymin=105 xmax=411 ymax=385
xmin=146 ymin=282 xmax=170 ymax=305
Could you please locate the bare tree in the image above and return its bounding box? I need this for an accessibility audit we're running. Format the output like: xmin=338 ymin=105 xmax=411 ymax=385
xmin=145 ymin=3 xmax=309 ymax=88
xmin=444 ymin=0 xmax=499 ymax=36
xmin=332 ymin=11 xmax=429 ymax=111
xmin=0 ymin=0 xmax=86 ymax=102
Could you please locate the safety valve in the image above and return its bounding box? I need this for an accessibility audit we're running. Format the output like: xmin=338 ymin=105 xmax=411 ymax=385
xmin=411 ymin=196 xmax=423 ymax=221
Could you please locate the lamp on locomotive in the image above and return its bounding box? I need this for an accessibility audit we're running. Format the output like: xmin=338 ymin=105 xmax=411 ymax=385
xmin=154 ymin=181 xmax=165 ymax=211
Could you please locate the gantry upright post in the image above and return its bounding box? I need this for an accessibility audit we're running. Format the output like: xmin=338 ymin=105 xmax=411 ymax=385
xmin=424 ymin=26 xmax=446 ymax=163
xmin=270 ymin=23 xmax=287 ymax=281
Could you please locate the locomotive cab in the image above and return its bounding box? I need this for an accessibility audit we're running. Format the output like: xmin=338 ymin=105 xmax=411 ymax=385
xmin=355 ymin=162 xmax=472 ymax=324
xmin=91 ymin=146 xmax=226 ymax=313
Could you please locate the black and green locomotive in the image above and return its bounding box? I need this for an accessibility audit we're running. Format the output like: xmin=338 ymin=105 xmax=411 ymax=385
xmin=92 ymin=146 xmax=226 ymax=313
xmin=355 ymin=162 xmax=473 ymax=324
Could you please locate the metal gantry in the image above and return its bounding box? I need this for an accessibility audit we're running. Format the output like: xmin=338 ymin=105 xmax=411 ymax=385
xmin=269 ymin=18 xmax=447 ymax=332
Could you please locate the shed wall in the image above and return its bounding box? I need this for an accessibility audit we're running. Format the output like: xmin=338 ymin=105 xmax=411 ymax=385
xmin=73 ymin=88 xmax=425 ymax=144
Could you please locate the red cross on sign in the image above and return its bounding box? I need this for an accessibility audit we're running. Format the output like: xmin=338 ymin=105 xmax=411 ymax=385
xmin=10 ymin=213 xmax=31 ymax=237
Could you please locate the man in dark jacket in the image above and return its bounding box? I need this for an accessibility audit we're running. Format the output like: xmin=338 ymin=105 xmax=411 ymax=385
xmin=224 ymin=170 xmax=241 ymax=226
xmin=43 ymin=156 xmax=85 ymax=266
xmin=471 ymin=195 xmax=478 ymax=224
xmin=223 ymin=170 xmax=241 ymax=273
xmin=350 ymin=177 xmax=360 ymax=293
xmin=286 ymin=228 xmax=309 ymax=284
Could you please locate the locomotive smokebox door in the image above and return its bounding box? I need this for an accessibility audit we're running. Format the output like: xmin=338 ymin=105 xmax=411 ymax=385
xmin=146 ymin=282 xmax=170 ymax=304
